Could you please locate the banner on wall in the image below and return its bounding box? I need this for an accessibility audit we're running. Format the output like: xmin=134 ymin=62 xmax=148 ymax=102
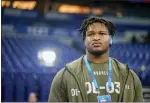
xmin=3 ymin=8 xmax=38 ymax=18
xmin=2 ymin=24 xmax=149 ymax=37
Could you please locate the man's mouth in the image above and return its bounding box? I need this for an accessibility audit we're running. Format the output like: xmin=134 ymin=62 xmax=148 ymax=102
xmin=92 ymin=43 xmax=102 ymax=47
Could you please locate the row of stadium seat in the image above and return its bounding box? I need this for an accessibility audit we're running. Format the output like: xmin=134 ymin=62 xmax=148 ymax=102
xmin=2 ymin=72 xmax=55 ymax=102
xmin=2 ymin=37 xmax=82 ymax=73
xmin=2 ymin=37 xmax=150 ymax=74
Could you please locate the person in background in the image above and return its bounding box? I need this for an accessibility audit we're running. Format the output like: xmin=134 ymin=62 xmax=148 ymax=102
xmin=28 ymin=92 xmax=38 ymax=102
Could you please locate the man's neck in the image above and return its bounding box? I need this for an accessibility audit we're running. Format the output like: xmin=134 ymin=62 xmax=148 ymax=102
xmin=86 ymin=50 xmax=109 ymax=63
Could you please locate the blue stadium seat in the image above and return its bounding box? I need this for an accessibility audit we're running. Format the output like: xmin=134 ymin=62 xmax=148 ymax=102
xmin=3 ymin=72 xmax=15 ymax=102
xmin=25 ymin=74 xmax=38 ymax=100
xmin=38 ymin=74 xmax=55 ymax=102
xmin=15 ymin=73 xmax=26 ymax=102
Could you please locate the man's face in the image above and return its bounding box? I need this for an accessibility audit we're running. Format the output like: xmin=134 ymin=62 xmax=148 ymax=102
xmin=28 ymin=93 xmax=37 ymax=102
xmin=85 ymin=22 xmax=111 ymax=56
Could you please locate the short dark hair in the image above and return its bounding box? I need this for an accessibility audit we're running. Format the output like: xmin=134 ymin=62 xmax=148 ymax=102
xmin=78 ymin=16 xmax=116 ymax=40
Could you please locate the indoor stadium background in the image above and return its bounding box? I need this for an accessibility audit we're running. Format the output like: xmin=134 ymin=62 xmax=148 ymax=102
xmin=1 ymin=0 xmax=150 ymax=102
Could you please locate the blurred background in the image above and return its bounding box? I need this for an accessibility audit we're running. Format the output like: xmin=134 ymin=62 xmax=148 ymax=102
xmin=1 ymin=0 xmax=150 ymax=102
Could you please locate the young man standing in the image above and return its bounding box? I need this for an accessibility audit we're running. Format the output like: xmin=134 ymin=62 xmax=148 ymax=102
xmin=49 ymin=17 xmax=143 ymax=102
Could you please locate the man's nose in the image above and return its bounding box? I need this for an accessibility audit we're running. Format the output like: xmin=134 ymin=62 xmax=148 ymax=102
xmin=93 ymin=34 xmax=100 ymax=40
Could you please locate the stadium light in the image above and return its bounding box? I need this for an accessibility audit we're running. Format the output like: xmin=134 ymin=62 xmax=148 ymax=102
xmin=13 ymin=1 xmax=36 ymax=10
xmin=58 ymin=4 xmax=90 ymax=14
xmin=38 ymin=50 xmax=56 ymax=67
xmin=42 ymin=51 xmax=56 ymax=63
xmin=2 ymin=1 xmax=11 ymax=7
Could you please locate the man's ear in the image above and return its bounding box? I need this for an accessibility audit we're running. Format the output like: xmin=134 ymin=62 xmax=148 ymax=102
xmin=109 ymin=37 xmax=113 ymax=47
xmin=110 ymin=37 xmax=112 ymax=45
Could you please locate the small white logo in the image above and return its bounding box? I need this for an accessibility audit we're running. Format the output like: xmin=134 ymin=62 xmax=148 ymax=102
xmin=125 ymin=84 xmax=130 ymax=89
xmin=71 ymin=89 xmax=80 ymax=96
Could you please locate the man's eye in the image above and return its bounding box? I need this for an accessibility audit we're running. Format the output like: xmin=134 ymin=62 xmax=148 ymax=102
xmin=88 ymin=33 xmax=93 ymax=36
xmin=101 ymin=33 xmax=106 ymax=35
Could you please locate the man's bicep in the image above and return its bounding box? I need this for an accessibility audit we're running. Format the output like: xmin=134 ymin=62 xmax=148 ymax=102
xmin=48 ymin=69 xmax=68 ymax=102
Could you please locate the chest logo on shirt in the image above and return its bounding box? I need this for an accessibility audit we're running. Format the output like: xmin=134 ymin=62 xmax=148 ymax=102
xmin=70 ymin=82 xmax=130 ymax=96
xmin=85 ymin=82 xmax=121 ymax=94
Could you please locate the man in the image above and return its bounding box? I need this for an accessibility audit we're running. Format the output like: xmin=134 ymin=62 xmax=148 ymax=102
xmin=28 ymin=92 xmax=38 ymax=102
xmin=49 ymin=16 xmax=143 ymax=102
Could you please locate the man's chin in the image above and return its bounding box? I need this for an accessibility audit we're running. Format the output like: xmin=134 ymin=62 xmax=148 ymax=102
xmin=87 ymin=47 xmax=109 ymax=56
xmin=89 ymin=50 xmax=104 ymax=56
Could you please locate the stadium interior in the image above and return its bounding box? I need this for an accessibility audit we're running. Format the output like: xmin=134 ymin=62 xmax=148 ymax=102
xmin=1 ymin=0 xmax=150 ymax=102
